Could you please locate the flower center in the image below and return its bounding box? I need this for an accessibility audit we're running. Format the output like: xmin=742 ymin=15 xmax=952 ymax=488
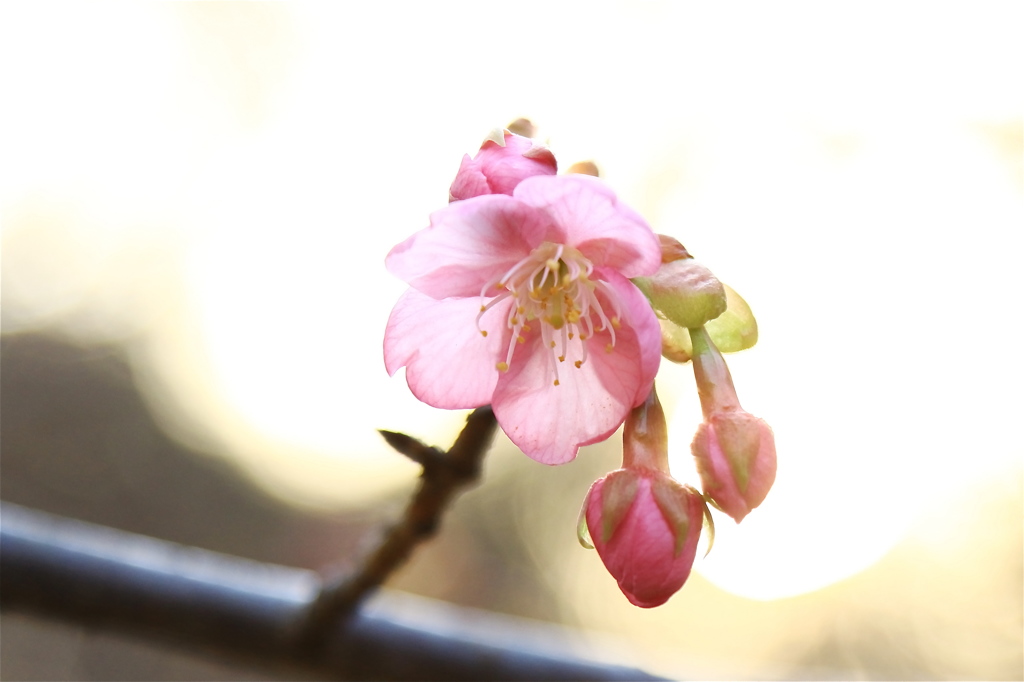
xmin=477 ymin=242 xmax=622 ymax=386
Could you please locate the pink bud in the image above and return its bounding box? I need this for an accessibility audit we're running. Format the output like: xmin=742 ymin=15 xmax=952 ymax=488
xmin=448 ymin=130 xmax=557 ymax=201
xmin=688 ymin=326 xmax=777 ymax=522
xmin=691 ymin=411 xmax=776 ymax=523
xmin=584 ymin=469 xmax=704 ymax=608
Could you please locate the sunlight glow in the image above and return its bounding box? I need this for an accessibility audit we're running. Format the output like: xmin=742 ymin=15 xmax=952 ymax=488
xmin=3 ymin=2 xmax=1020 ymax=596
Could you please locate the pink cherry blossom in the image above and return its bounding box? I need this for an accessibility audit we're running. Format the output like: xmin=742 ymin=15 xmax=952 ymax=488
xmin=584 ymin=468 xmax=704 ymax=608
xmin=385 ymin=174 xmax=662 ymax=464
xmin=448 ymin=130 xmax=557 ymax=202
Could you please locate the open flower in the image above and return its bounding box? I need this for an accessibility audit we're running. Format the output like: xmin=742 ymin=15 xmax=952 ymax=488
xmin=449 ymin=129 xmax=557 ymax=202
xmin=385 ymin=174 xmax=662 ymax=464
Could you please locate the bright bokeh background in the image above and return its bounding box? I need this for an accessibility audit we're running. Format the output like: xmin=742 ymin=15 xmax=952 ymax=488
xmin=3 ymin=3 xmax=1021 ymax=679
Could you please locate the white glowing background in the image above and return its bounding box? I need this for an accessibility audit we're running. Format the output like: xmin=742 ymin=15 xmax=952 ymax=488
xmin=2 ymin=3 xmax=1020 ymax=605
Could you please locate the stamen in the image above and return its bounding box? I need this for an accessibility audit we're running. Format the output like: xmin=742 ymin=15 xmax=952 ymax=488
xmin=476 ymin=291 xmax=511 ymax=335
xmin=476 ymin=241 xmax=614 ymax=386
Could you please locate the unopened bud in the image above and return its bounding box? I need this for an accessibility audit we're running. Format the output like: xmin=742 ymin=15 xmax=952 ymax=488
xmin=689 ymin=326 xmax=776 ymax=522
xmin=633 ymin=236 xmax=727 ymax=330
xmin=449 ymin=129 xmax=557 ymax=201
xmin=692 ymin=411 xmax=776 ymax=523
xmin=582 ymin=468 xmax=704 ymax=608
xmin=566 ymin=160 xmax=600 ymax=177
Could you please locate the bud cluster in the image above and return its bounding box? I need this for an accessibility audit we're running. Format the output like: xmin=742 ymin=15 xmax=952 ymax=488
xmin=579 ymin=233 xmax=776 ymax=608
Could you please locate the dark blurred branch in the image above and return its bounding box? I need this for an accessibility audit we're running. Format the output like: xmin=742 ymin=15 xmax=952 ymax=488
xmin=300 ymin=406 xmax=498 ymax=646
xmin=1 ymin=502 xmax=665 ymax=681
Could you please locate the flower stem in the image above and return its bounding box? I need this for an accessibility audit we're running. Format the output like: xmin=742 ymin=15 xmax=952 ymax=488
xmin=621 ymin=385 xmax=671 ymax=473
xmin=689 ymin=326 xmax=741 ymax=417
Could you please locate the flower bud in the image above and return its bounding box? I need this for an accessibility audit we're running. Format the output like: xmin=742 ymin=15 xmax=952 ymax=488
xmin=583 ymin=468 xmax=704 ymax=608
xmin=633 ymin=236 xmax=727 ymax=330
xmin=565 ymin=160 xmax=600 ymax=177
xmin=689 ymin=326 xmax=776 ymax=522
xmin=580 ymin=387 xmax=705 ymax=608
xmin=448 ymin=129 xmax=557 ymax=201
xmin=656 ymin=283 xmax=758 ymax=363
xmin=691 ymin=411 xmax=776 ymax=522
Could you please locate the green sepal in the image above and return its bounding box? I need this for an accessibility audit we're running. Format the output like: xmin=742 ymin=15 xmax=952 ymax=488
xmin=655 ymin=283 xmax=757 ymax=363
xmin=599 ymin=470 xmax=640 ymax=544
xmin=713 ymin=412 xmax=762 ymax=493
xmin=658 ymin=315 xmax=693 ymax=363
xmin=576 ymin=495 xmax=595 ymax=549
xmin=704 ymin=284 xmax=758 ymax=353
xmin=650 ymin=475 xmax=693 ymax=558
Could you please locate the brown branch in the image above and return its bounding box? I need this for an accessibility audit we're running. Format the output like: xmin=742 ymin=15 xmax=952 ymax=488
xmin=1 ymin=501 xmax=667 ymax=681
xmin=297 ymin=406 xmax=498 ymax=648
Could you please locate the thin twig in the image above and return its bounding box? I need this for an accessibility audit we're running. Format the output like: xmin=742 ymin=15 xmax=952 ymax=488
xmin=297 ymin=406 xmax=498 ymax=648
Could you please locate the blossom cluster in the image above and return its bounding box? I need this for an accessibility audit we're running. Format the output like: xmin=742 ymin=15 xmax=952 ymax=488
xmin=384 ymin=124 xmax=776 ymax=608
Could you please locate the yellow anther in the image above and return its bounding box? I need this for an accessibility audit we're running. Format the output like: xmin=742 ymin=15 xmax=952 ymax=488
xmin=480 ymin=330 xmax=488 ymax=337
xmin=553 ymin=379 xmax=560 ymax=386
xmin=605 ymin=343 xmax=614 ymax=353
xmin=549 ymin=341 xmax=556 ymax=348
xmin=611 ymin=316 xmax=621 ymax=329
xmin=496 ymin=361 xmax=509 ymax=372
xmin=479 ymin=305 xmax=487 ymax=312
xmin=566 ymin=310 xmax=581 ymax=324
xmin=558 ymin=355 xmax=565 ymax=362
xmin=517 ymin=335 xmax=525 ymax=344
xmin=574 ymin=360 xmax=583 ymax=368
xmin=579 ymin=333 xmax=588 ymax=340
xmin=568 ymin=332 xmax=574 ymax=340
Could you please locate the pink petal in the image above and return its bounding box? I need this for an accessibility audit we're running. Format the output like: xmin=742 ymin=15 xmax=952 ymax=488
xmin=384 ymin=288 xmax=512 ymax=409
xmin=492 ymin=276 xmax=660 ymax=464
xmin=385 ymin=195 xmax=548 ymax=299
xmin=447 ymin=154 xmax=490 ymax=201
xmin=598 ymin=268 xmax=662 ymax=406
xmin=512 ymin=175 xmax=661 ymax=278
xmin=492 ymin=336 xmax=626 ymax=464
